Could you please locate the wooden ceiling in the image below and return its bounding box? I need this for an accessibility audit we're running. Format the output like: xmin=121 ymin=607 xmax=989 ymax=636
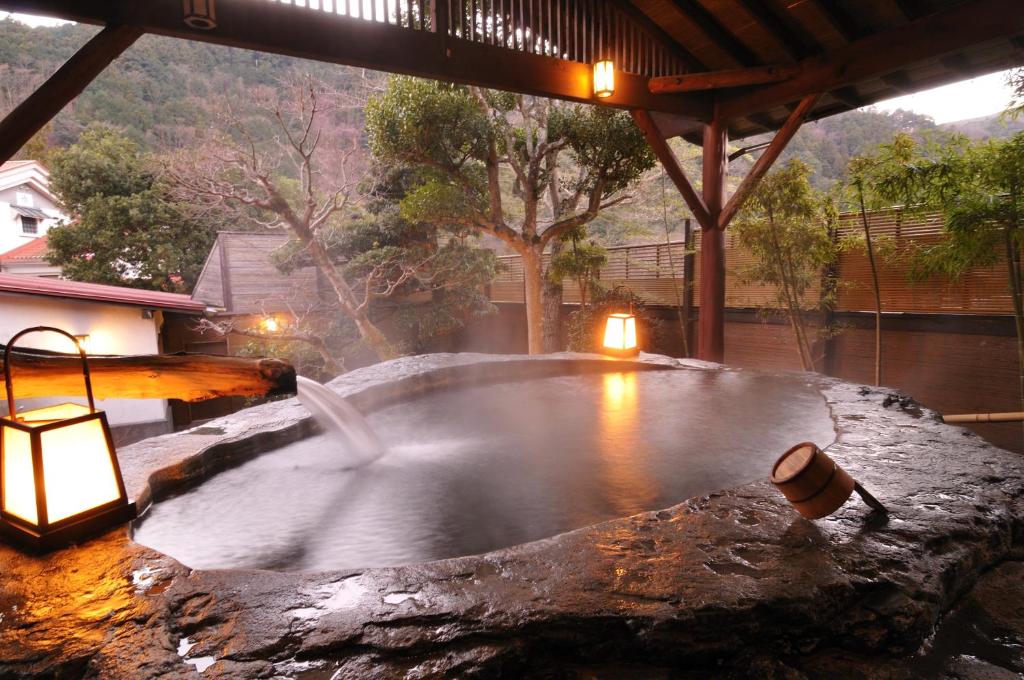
xmin=1 ymin=0 xmax=1022 ymax=139
xmin=635 ymin=0 xmax=1024 ymax=137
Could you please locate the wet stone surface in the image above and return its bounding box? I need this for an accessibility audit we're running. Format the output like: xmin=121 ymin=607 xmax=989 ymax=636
xmin=1 ymin=352 xmax=1023 ymax=679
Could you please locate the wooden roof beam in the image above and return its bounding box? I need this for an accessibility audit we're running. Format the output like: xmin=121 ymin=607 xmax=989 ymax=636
xmin=812 ymin=0 xmax=867 ymax=42
xmin=611 ymin=0 xmax=708 ymax=72
xmin=718 ymin=0 xmax=1024 ymax=120
xmin=734 ymin=0 xmax=820 ymax=61
xmin=650 ymin=64 xmax=799 ymax=93
xmin=631 ymin=109 xmax=713 ymax=230
xmin=669 ymin=0 xmax=761 ymax=67
xmin=0 ymin=24 xmax=142 ymax=165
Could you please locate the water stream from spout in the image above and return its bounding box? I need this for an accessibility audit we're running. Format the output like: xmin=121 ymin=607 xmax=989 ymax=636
xmin=296 ymin=376 xmax=387 ymax=467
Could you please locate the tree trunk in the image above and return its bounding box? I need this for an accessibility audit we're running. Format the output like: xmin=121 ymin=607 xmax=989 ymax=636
xmin=542 ymin=239 xmax=564 ymax=352
xmin=522 ymin=247 xmax=545 ymax=354
xmin=859 ymin=190 xmax=883 ymax=386
xmin=300 ymin=228 xmax=398 ymax=361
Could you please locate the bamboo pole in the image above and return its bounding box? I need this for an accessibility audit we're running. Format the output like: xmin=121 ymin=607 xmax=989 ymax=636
xmin=0 ymin=350 xmax=297 ymax=403
xmin=943 ymin=412 xmax=1024 ymax=424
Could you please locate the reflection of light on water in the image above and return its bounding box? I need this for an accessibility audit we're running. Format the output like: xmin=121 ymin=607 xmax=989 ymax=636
xmin=598 ymin=372 xmax=658 ymax=515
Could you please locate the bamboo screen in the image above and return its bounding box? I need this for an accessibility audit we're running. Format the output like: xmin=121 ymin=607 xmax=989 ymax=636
xmin=491 ymin=209 xmax=1015 ymax=315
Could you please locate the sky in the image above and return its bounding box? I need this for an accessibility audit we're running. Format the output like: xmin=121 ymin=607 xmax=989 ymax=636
xmin=1 ymin=11 xmax=1019 ymax=124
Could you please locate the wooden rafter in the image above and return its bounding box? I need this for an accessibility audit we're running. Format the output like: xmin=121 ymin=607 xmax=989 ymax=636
xmin=812 ymin=0 xmax=866 ymax=42
xmin=630 ymin=109 xmax=712 ymax=230
xmin=0 ymin=24 xmax=142 ymax=164
xmin=611 ymin=0 xmax=707 ymax=71
xmin=734 ymin=0 xmax=819 ymax=60
xmin=718 ymin=93 xmax=821 ymax=229
xmin=718 ymin=0 xmax=1024 ymax=119
xmin=669 ymin=0 xmax=760 ymax=67
xmin=650 ymin=64 xmax=799 ymax=93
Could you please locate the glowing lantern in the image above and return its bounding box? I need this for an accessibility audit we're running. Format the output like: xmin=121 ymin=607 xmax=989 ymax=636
xmin=261 ymin=316 xmax=281 ymax=333
xmin=183 ymin=0 xmax=217 ymax=29
xmin=603 ymin=313 xmax=638 ymax=357
xmin=593 ymin=60 xmax=615 ymax=98
xmin=1 ymin=327 xmax=135 ymax=550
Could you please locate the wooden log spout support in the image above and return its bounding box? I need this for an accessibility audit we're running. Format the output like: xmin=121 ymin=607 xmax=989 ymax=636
xmin=632 ymin=93 xmax=821 ymax=362
xmin=0 ymin=350 xmax=298 ymax=403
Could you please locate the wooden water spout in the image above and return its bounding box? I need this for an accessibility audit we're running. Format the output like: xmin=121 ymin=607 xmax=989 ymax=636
xmin=0 ymin=347 xmax=296 ymax=402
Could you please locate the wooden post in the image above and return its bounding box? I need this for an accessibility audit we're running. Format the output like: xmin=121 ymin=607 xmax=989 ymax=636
xmin=699 ymin=117 xmax=727 ymax=363
xmin=0 ymin=25 xmax=143 ymax=165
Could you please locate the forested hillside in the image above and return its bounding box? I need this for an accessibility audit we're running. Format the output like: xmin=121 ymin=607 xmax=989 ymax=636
xmin=0 ymin=19 xmax=377 ymax=150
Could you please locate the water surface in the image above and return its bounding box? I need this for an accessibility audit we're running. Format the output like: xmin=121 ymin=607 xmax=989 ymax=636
xmin=133 ymin=368 xmax=835 ymax=571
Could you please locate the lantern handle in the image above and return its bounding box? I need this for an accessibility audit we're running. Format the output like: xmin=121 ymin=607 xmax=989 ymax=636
xmin=4 ymin=326 xmax=96 ymax=419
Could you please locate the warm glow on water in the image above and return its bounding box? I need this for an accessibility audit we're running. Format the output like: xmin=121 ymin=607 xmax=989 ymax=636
xmin=597 ymin=372 xmax=659 ymax=516
xmin=134 ymin=369 xmax=836 ymax=572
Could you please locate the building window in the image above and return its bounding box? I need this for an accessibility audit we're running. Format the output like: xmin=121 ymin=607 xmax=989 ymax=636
xmin=21 ymin=216 xmax=38 ymax=235
xmin=15 ymin=191 xmax=33 ymax=208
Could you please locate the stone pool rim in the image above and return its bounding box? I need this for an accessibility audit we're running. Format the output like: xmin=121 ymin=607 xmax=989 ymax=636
xmin=2 ymin=351 xmax=1023 ymax=679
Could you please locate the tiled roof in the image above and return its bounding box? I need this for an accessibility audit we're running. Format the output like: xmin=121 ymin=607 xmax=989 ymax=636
xmin=0 ymin=236 xmax=49 ymax=261
xmin=0 ymin=272 xmax=206 ymax=312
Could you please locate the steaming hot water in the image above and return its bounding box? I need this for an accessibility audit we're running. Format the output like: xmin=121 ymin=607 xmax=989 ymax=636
xmin=295 ymin=376 xmax=387 ymax=467
xmin=133 ymin=369 xmax=837 ymax=572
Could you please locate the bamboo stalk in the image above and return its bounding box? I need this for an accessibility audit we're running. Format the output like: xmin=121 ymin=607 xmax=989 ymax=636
xmin=943 ymin=412 xmax=1024 ymax=424
xmin=0 ymin=350 xmax=297 ymax=403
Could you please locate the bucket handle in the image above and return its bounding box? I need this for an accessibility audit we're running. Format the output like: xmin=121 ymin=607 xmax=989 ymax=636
xmin=4 ymin=326 xmax=96 ymax=418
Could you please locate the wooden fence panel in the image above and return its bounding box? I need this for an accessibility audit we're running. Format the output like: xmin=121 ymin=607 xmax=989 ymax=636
xmin=489 ymin=208 xmax=1014 ymax=316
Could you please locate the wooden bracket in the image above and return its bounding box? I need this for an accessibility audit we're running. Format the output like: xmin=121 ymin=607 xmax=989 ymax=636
xmin=0 ymin=24 xmax=143 ymax=165
xmin=717 ymin=92 xmax=821 ymax=229
xmin=631 ymin=109 xmax=713 ymax=231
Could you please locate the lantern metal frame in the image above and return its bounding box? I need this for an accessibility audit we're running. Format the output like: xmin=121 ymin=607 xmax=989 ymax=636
xmin=0 ymin=327 xmax=136 ymax=551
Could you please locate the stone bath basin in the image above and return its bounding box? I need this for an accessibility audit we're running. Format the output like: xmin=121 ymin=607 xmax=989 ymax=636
xmin=1 ymin=352 xmax=1023 ymax=678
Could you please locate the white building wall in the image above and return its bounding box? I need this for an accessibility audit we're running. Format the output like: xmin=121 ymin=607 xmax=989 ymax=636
xmin=0 ymin=294 xmax=170 ymax=429
xmin=0 ymin=184 xmax=63 ymax=255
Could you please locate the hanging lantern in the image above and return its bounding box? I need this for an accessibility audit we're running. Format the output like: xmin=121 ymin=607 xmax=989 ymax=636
xmin=593 ymin=60 xmax=615 ymax=98
xmin=183 ymin=0 xmax=217 ymax=30
xmin=1 ymin=327 xmax=135 ymax=551
xmin=603 ymin=313 xmax=639 ymax=357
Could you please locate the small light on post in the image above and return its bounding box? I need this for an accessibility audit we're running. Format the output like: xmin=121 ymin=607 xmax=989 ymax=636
xmin=183 ymin=0 xmax=217 ymax=29
xmin=603 ymin=313 xmax=639 ymax=358
xmin=0 ymin=327 xmax=136 ymax=551
xmin=593 ymin=60 xmax=615 ymax=99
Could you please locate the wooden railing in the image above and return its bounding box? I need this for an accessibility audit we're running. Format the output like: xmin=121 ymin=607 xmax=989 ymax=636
xmin=490 ymin=208 xmax=1016 ymax=316
xmin=268 ymin=0 xmax=686 ymax=77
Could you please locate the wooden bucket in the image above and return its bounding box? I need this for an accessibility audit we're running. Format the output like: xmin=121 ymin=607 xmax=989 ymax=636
xmin=771 ymin=442 xmax=855 ymax=519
